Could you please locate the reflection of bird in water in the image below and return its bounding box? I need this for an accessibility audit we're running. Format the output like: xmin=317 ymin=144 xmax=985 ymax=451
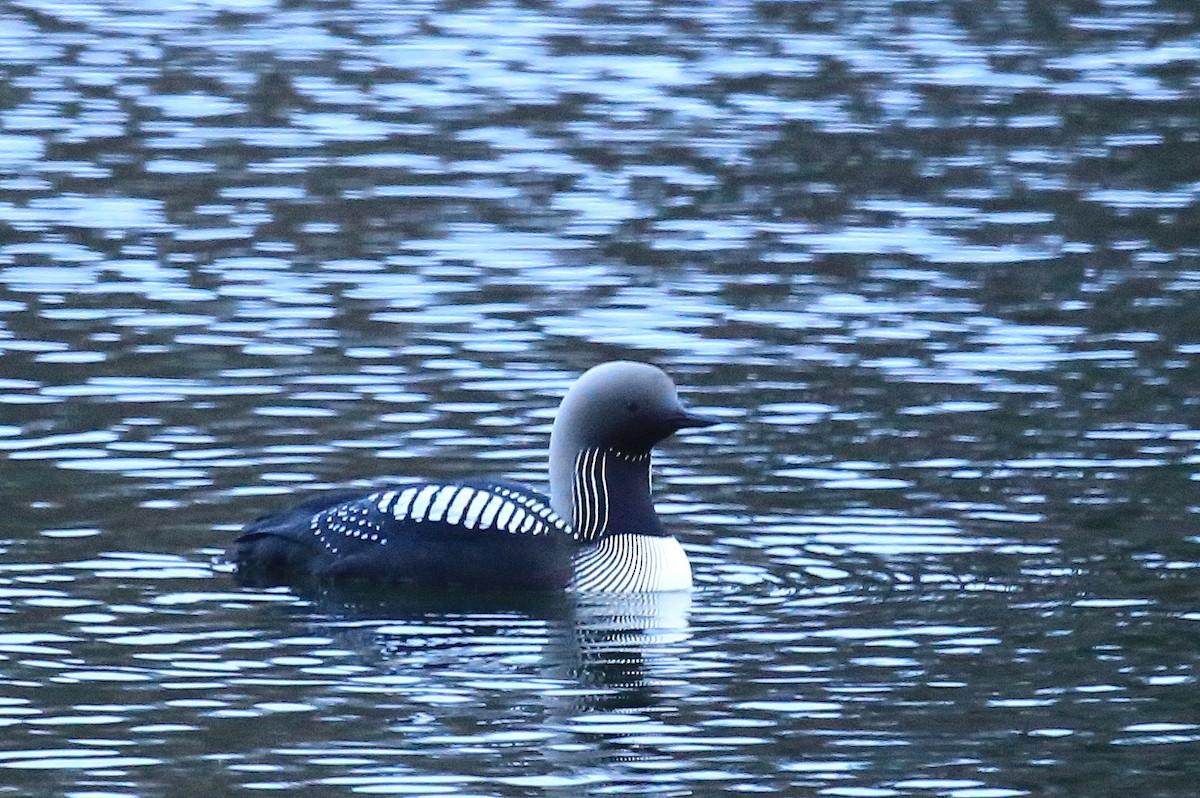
xmin=277 ymin=584 xmax=693 ymax=714
xmin=568 ymin=591 xmax=694 ymax=712
xmin=233 ymin=361 xmax=718 ymax=593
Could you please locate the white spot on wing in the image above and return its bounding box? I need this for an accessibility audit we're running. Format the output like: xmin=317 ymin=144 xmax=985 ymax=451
xmin=392 ymin=487 xmax=420 ymax=519
xmin=375 ymin=490 xmax=397 ymax=513
xmin=494 ymin=500 xmax=515 ymax=530
xmin=409 ymin=485 xmax=441 ymax=521
xmin=446 ymin=487 xmax=475 ymax=525
xmin=506 ymin=507 xmax=527 ymax=534
xmin=427 ymin=485 xmax=458 ymax=522
xmin=479 ymin=495 xmax=504 ymax=529
xmin=463 ymin=491 xmax=490 ymax=528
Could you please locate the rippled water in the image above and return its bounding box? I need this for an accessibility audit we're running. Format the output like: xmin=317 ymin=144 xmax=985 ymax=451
xmin=2 ymin=0 xmax=1200 ymax=795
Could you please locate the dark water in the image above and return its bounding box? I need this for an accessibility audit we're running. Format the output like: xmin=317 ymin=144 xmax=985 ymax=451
xmin=2 ymin=0 xmax=1200 ymax=794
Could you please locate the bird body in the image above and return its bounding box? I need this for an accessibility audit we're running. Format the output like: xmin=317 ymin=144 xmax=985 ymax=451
xmin=233 ymin=361 xmax=714 ymax=593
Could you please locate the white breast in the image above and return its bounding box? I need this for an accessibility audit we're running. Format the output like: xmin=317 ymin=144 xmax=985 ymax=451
xmin=570 ymin=534 xmax=693 ymax=593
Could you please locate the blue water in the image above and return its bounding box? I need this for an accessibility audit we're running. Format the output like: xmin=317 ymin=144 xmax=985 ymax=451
xmin=2 ymin=0 xmax=1200 ymax=795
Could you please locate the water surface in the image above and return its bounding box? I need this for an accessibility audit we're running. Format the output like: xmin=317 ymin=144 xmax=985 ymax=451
xmin=2 ymin=0 xmax=1200 ymax=795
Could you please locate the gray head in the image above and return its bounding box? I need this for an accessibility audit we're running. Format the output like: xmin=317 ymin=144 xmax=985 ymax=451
xmin=549 ymin=361 xmax=715 ymax=525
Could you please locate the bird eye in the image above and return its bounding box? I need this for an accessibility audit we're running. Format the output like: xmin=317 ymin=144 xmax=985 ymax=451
xmin=626 ymin=402 xmax=640 ymax=413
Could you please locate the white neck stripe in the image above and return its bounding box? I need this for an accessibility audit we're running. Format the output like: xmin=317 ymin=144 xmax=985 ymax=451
xmin=572 ymin=446 xmax=612 ymax=542
xmin=570 ymin=534 xmax=692 ymax=593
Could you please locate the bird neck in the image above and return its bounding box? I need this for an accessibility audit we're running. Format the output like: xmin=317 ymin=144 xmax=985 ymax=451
xmin=550 ymin=446 xmax=661 ymax=542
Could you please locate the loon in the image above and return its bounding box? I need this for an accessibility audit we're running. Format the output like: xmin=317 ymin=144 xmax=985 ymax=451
xmin=232 ymin=361 xmax=717 ymax=593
